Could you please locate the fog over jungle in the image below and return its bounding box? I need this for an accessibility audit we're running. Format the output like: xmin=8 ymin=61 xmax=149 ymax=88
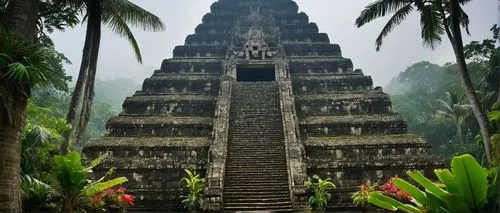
xmin=51 ymin=0 xmax=497 ymax=89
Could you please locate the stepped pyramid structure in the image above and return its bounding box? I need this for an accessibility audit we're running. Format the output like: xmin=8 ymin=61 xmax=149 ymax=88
xmin=84 ymin=0 xmax=442 ymax=212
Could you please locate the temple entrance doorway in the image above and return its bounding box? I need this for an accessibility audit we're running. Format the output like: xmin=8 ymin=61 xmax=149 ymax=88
xmin=236 ymin=65 xmax=276 ymax=82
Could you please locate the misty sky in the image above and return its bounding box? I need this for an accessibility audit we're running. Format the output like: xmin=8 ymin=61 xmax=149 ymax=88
xmin=50 ymin=0 xmax=498 ymax=87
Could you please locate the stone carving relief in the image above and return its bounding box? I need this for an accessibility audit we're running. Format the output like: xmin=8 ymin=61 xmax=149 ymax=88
xmin=232 ymin=4 xmax=278 ymax=60
xmin=235 ymin=27 xmax=277 ymax=60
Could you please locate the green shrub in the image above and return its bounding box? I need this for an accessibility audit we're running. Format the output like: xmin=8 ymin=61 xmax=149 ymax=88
xmin=180 ymin=169 xmax=205 ymax=211
xmin=51 ymin=152 xmax=128 ymax=213
xmin=21 ymin=175 xmax=56 ymax=211
xmin=351 ymin=183 xmax=376 ymax=208
xmin=305 ymin=175 xmax=336 ymax=210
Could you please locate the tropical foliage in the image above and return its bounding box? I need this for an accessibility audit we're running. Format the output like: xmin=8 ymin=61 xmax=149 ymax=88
xmin=63 ymin=0 xmax=166 ymax=152
xmin=367 ymin=154 xmax=498 ymax=212
xmin=50 ymin=152 xmax=129 ymax=213
xmin=180 ymin=169 xmax=206 ymax=211
xmin=305 ymin=175 xmax=336 ymax=210
xmin=387 ymin=27 xmax=500 ymax=163
xmin=351 ymin=184 xmax=376 ymax=208
xmin=356 ymin=0 xmax=495 ymax=163
xmin=21 ymin=175 xmax=57 ymax=212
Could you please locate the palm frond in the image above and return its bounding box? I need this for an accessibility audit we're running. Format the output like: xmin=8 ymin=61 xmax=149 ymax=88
xmin=355 ymin=0 xmax=412 ymax=27
xmin=458 ymin=5 xmax=470 ymax=35
xmin=419 ymin=4 xmax=444 ymax=49
xmin=101 ymin=0 xmax=165 ymax=63
xmin=375 ymin=4 xmax=414 ymax=51
xmin=103 ymin=0 xmax=165 ymax=32
xmin=442 ymin=0 xmax=470 ymax=35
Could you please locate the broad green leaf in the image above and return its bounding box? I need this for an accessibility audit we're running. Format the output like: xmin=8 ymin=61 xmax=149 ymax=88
xmin=399 ymin=204 xmax=423 ymax=213
xmin=425 ymin=190 xmax=446 ymax=212
xmin=86 ymin=153 xmax=110 ymax=171
xmin=368 ymin=192 xmax=399 ymax=211
xmin=434 ymin=169 xmax=460 ymax=194
xmin=488 ymin=111 xmax=500 ymax=124
xmin=393 ymin=178 xmax=427 ymax=206
xmin=451 ymin=154 xmax=488 ymax=210
xmin=84 ymin=177 xmax=128 ymax=196
xmin=368 ymin=192 xmax=422 ymax=213
xmin=408 ymin=171 xmax=449 ymax=198
xmin=51 ymin=152 xmax=87 ymax=193
xmin=408 ymin=171 xmax=471 ymax=212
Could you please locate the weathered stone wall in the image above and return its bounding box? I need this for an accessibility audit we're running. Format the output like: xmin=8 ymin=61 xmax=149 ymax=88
xmin=85 ymin=138 xmax=209 ymax=211
xmin=295 ymin=93 xmax=392 ymax=116
xmin=303 ymin=135 xmax=441 ymax=209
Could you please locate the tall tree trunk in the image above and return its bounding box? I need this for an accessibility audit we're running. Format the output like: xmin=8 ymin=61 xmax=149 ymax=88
xmin=0 ymin=83 xmax=28 ymax=213
xmin=73 ymin=0 xmax=101 ymax=148
xmin=497 ymin=81 xmax=500 ymax=107
xmin=1 ymin=0 xmax=39 ymax=41
xmin=0 ymin=0 xmax=39 ymax=212
xmin=61 ymin=8 xmax=94 ymax=154
xmin=449 ymin=0 xmax=494 ymax=163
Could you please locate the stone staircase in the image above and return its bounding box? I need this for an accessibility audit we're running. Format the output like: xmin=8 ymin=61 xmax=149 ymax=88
xmin=223 ymin=82 xmax=293 ymax=212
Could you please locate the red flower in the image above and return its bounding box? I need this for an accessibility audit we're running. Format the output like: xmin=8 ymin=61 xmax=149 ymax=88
xmin=91 ymin=195 xmax=102 ymax=205
xmin=120 ymin=194 xmax=135 ymax=206
xmin=380 ymin=176 xmax=412 ymax=202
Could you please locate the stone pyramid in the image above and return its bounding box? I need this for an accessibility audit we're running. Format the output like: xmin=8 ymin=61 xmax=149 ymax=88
xmin=84 ymin=0 xmax=442 ymax=211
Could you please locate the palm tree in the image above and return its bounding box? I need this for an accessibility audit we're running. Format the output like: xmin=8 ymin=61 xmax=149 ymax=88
xmin=434 ymin=91 xmax=472 ymax=147
xmin=0 ymin=0 xmax=41 ymax=211
xmin=62 ymin=0 xmax=165 ymax=153
xmin=355 ymin=0 xmax=494 ymax=163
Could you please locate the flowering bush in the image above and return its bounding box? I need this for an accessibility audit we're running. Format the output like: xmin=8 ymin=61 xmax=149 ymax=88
xmin=89 ymin=187 xmax=135 ymax=211
xmin=351 ymin=183 xmax=376 ymax=208
xmin=379 ymin=176 xmax=412 ymax=203
xmin=352 ymin=176 xmax=412 ymax=208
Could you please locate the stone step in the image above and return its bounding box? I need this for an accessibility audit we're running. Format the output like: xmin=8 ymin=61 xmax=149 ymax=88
xmin=227 ymin=150 xmax=286 ymax=154
xmin=223 ymin=189 xmax=289 ymax=196
xmin=224 ymin=201 xmax=291 ymax=207
xmin=226 ymin=173 xmax=288 ymax=179
xmin=224 ymin=197 xmax=290 ymax=203
xmin=228 ymin=144 xmax=285 ymax=148
xmin=227 ymin=156 xmax=286 ymax=160
xmin=228 ymin=137 xmax=283 ymax=140
xmin=226 ymin=160 xmax=287 ymax=165
xmin=223 ymin=205 xmax=293 ymax=212
xmin=228 ymin=135 xmax=284 ymax=138
xmin=225 ymin=166 xmax=287 ymax=171
xmin=223 ymin=195 xmax=289 ymax=201
xmin=227 ymin=152 xmax=286 ymax=156
xmin=225 ymin=172 xmax=288 ymax=177
xmin=227 ymin=156 xmax=286 ymax=161
xmin=224 ymin=186 xmax=289 ymax=192
xmin=224 ymin=166 xmax=287 ymax=171
xmin=226 ymin=162 xmax=286 ymax=166
xmin=225 ymin=178 xmax=288 ymax=184
xmin=227 ymin=143 xmax=284 ymax=146
xmin=224 ymin=182 xmax=289 ymax=187
xmin=224 ymin=179 xmax=289 ymax=184
xmin=226 ymin=157 xmax=286 ymax=161
xmin=225 ymin=162 xmax=286 ymax=166
xmin=227 ymin=151 xmax=286 ymax=156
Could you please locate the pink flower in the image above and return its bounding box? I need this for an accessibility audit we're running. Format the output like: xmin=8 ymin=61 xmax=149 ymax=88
xmin=120 ymin=194 xmax=135 ymax=206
